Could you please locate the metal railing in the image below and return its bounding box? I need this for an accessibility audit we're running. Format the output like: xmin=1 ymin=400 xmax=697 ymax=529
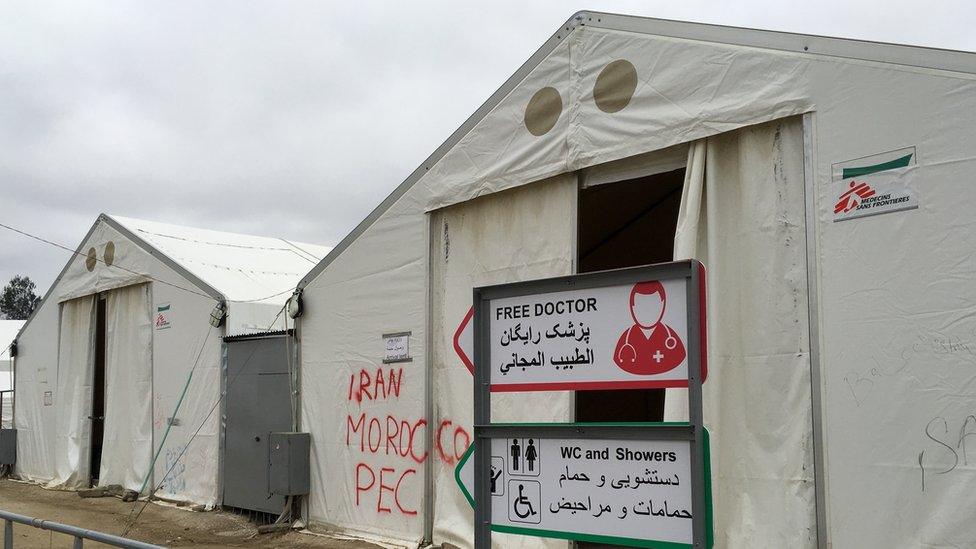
xmin=0 ymin=509 xmax=164 ymax=548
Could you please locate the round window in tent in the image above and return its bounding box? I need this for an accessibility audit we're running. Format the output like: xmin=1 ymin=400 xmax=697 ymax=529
xmin=594 ymin=59 xmax=637 ymax=113
xmin=103 ymin=241 xmax=115 ymax=266
xmin=524 ymin=87 xmax=562 ymax=136
xmin=85 ymin=247 xmax=97 ymax=272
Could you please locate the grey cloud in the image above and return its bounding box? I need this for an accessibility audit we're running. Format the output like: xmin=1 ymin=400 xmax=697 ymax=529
xmin=1 ymin=0 xmax=973 ymax=292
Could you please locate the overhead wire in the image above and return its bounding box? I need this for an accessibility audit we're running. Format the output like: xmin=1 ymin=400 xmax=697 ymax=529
xmin=136 ymin=324 xmax=214 ymax=497
xmin=120 ymin=303 xmax=289 ymax=537
xmin=0 ymin=221 xmax=213 ymax=300
xmin=0 ymin=221 xmax=304 ymax=304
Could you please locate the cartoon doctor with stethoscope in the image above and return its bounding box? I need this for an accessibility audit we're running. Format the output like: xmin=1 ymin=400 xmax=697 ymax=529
xmin=613 ymin=280 xmax=686 ymax=375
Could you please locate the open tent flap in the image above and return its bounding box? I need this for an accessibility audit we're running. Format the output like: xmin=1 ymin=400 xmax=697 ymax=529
xmin=430 ymin=173 xmax=576 ymax=548
xmin=99 ymin=283 xmax=153 ymax=491
xmin=666 ymin=117 xmax=816 ymax=546
xmin=49 ymin=296 xmax=96 ymax=488
xmin=581 ymin=142 xmax=689 ymax=189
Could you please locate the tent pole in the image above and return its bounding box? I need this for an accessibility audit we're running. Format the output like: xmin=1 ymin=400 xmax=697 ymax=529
xmin=422 ymin=214 xmax=435 ymax=546
xmin=802 ymin=112 xmax=829 ymax=549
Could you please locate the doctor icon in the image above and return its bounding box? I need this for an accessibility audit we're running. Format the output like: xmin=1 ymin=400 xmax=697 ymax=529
xmin=613 ymin=281 xmax=685 ymax=375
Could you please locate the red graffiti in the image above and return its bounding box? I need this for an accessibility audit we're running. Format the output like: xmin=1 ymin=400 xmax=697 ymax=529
xmin=348 ymin=367 xmax=403 ymax=404
xmin=346 ymin=413 xmax=428 ymax=464
xmin=345 ymin=366 xmax=469 ymax=518
xmin=355 ymin=462 xmax=417 ymax=515
xmin=435 ymin=419 xmax=471 ymax=465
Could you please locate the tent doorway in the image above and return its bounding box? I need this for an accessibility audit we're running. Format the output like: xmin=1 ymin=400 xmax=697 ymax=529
xmin=89 ymin=295 xmax=107 ymax=487
xmin=574 ymin=167 xmax=684 ymax=423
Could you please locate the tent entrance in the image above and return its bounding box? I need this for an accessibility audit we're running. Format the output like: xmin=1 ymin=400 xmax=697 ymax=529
xmin=89 ymin=295 xmax=107 ymax=487
xmin=574 ymin=167 xmax=684 ymax=423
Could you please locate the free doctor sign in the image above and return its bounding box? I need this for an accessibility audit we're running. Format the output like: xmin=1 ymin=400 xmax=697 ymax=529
xmin=460 ymin=261 xmax=706 ymax=391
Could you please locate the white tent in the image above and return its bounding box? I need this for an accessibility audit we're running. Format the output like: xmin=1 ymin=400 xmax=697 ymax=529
xmin=12 ymin=214 xmax=329 ymax=507
xmin=0 ymin=320 xmax=24 ymax=428
xmin=294 ymin=11 xmax=976 ymax=549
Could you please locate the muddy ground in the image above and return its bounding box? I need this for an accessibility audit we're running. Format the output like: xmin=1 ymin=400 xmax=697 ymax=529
xmin=0 ymin=479 xmax=383 ymax=548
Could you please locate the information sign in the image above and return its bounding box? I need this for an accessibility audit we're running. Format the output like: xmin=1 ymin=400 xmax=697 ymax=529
xmin=475 ymin=261 xmax=705 ymax=392
xmin=456 ymin=425 xmax=712 ymax=548
xmin=469 ymin=261 xmax=711 ymax=549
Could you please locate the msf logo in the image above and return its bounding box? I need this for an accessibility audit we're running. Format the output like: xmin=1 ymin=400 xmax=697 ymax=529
xmin=835 ymin=180 xmax=876 ymax=214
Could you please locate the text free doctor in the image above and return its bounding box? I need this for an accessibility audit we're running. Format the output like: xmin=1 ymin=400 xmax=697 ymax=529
xmin=496 ymin=297 xmax=598 ymax=320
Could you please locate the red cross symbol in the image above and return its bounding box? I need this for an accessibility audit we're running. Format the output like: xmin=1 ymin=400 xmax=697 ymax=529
xmin=653 ymin=350 xmax=664 ymax=363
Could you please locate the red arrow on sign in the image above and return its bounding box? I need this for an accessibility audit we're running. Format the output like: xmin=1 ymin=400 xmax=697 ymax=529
xmin=453 ymin=307 xmax=474 ymax=375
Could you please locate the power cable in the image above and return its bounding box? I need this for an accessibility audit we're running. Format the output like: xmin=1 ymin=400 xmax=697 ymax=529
xmin=0 ymin=222 xmax=303 ymax=304
xmin=137 ymin=324 xmax=214 ymax=496
xmin=120 ymin=304 xmax=288 ymax=537
xmin=0 ymin=222 xmax=212 ymax=300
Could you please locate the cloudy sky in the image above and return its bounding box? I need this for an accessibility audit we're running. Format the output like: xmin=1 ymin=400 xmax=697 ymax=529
xmin=2 ymin=0 xmax=974 ymax=295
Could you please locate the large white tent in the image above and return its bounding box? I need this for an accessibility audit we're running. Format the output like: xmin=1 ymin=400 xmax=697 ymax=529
xmin=12 ymin=214 xmax=329 ymax=507
xmin=293 ymin=11 xmax=976 ymax=549
xmin=0 ymin=320 xmax=23 ymax=428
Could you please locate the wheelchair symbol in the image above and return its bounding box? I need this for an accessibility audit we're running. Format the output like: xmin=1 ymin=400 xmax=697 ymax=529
xmin=507 ymin=480 xmax=541 ymax=524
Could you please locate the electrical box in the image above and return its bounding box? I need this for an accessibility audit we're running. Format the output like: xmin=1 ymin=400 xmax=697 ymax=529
xmin=0 ymin=429 xmax=17 ymax=465
xmin=268 ymin=432 xmax=309 ymax=496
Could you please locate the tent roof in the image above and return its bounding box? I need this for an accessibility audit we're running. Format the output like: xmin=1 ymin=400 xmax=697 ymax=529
xmin=108 ymin=215 xmax=330 ymax=303
xmin=15 ymin=215 xmax=330 ymax=342
xmin=297 ymin=10 xmax=976 ymax=290
xmin=0 ymin=320 xmax=24 ymax=360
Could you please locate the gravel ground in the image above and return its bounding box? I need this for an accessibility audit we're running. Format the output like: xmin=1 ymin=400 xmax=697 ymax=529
xmin=0 ymin=479 xmax=383 ymax=548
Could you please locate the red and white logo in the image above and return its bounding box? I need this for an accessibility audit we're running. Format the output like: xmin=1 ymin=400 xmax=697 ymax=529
xmin=834 ymin=180 xmax=876 ymax=214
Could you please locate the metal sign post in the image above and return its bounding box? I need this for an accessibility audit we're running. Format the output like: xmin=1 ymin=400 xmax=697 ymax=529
xmin=470 ymin=260 xmax=711 ymax=548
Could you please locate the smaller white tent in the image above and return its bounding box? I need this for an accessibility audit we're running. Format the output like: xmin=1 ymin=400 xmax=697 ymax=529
xmin=13 ymin=214 xmax=329 ymax=507
xmin=0 ymin=320 xmax=24 ymax=428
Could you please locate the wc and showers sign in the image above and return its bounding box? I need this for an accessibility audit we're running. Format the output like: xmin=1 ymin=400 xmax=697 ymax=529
xmin=455 ymin=431 xmax=709 ymax=547
xmin=459 ymin=261 xmax=713 ymax=548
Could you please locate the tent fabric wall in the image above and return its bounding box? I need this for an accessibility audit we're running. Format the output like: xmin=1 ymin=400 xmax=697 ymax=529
xmin=50 ymin=296 xmax=95 ymax=488
xmin=665 ymin=117 xmax=815 ymax=547
xmin=147 ymin=294 xmax=221 ymax=506
xmin=99 ymin=283 xmax=153 ymax=491
xmin=0 ymin=320 xmax=23 ymax=428
xmin=13 ymin=296 xmax=60 ymax=482
xmin=814 ymin=76 xmax=976 ymax=548
xmin=299 ymin=185 xmax=429 ymax=544
xmin=429 ymin=174 xmax=576 ymax=548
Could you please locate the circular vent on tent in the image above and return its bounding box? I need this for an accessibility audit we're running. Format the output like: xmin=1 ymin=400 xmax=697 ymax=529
xmin=524 ymin=87 xmax=562 ymax=136
xmin=85 ymin=247 xmax=97 ymax=271
xmin=104 ymin=241 xmax=116 ymax=266
xmin=594 ymin=59 xmax=637 ymax=113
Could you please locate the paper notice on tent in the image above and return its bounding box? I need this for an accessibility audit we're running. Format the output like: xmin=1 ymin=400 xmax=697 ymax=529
xmin=832 ymin=147 xmax=919 ymax=222
xmin=456 ymin=428 xmax=712 ymax=547
xmin=482 ymin=262 xmax=705 ymax=392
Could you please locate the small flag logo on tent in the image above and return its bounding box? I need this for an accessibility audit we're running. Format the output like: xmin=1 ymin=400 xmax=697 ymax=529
xmin=155 ymin=303 xmax=172 ymax=330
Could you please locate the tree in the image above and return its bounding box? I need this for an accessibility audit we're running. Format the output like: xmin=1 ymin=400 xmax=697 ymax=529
xmin=0 ymin=276 xmax=41 ymax=320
